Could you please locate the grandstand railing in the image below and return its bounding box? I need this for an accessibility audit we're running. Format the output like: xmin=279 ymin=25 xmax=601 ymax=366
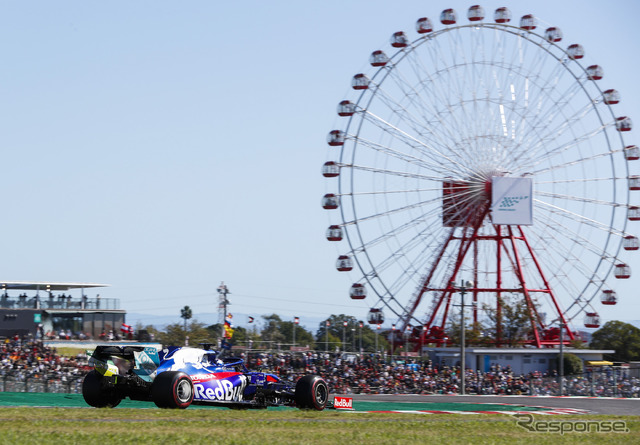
xmin=0 ymin=375 xmax=84 ymax=394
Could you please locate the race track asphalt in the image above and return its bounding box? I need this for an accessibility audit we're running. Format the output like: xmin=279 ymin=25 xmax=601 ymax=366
xmin=345 ymin=394 xmax=640 ymax=415
xmin=1 ymin=392 xmax=639 ymax=415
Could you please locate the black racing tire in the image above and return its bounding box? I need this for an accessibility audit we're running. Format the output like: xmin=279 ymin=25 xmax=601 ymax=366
xmin=295 ymin=375 xmax=328 ymax=411
xmin=82 ymin=370 xmax=122 ymax=408
xmin=151 ymin=371 xmax=194 ymax=409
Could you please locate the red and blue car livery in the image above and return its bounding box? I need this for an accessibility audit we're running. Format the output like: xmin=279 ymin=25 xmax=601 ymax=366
xmin=82 ymin=345 xmax=329 ymax=410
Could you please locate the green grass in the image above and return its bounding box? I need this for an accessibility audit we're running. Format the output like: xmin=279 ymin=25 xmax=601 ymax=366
xmin=53 ymin=346 xmax=89 ymax=357
xmin=0 ymin=407 xmax=637 ymax=445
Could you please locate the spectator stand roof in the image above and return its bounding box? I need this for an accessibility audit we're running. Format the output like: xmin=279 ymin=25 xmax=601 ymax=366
xmin=0 ymin=281 xmax=109 ymax=292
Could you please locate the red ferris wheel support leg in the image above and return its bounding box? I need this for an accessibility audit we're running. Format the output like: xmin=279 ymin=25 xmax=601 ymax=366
xmin=403 ymin=228 xmax=456 ymax=333
xmin=413 ymin=210 xmax=489 ymax=347
xmin=516 ymin=226 xmax=575 ymax=342
xmin=505 ymin=225 xmax=544 ymax=348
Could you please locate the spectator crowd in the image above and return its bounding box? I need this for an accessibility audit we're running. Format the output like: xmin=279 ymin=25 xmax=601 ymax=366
xmin=247 ymin=351 xmax=640 ymax=398
xmin=0 ymin=335 xmax=90 ymax=392
xmin=2 ymin=335 xmax=639 ymax=398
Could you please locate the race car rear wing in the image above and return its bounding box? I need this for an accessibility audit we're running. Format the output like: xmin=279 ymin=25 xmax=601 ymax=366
xmin=89 ymin=345 xmax=160 ymax=381
xmin=90 ymin=345 xmax=147 ymax=361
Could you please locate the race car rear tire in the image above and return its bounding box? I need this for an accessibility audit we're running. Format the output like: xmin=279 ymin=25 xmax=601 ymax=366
xmin=295 ymin=375 xmax=328 ymax=410
xmin=82 ymin=370 xmax=123 ymax=408
xmin=151 ymin=371 xmax=194 ymax=409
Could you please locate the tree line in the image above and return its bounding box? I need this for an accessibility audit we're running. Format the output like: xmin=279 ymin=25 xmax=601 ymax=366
xmin=140 ymin=312 xmax=391 ymax=353
xmin=136 ymin=302 xmax=640 ymax=362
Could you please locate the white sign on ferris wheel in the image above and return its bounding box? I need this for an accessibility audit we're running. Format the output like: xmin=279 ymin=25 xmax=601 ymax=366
xmin=491 ymin=176 xmax=533 ymax=225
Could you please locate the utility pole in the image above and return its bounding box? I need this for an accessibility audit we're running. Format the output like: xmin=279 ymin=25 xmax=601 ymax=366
xmin=217 ymin=282 xmax=230 ymax=339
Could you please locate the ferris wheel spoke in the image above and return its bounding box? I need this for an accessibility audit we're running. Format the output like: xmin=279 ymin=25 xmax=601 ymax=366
xmin=347 ymin=163 xmax=447 ymax=181
xmin=536 ymin=176 xmax=620 ymax=184
xmin=356 ymin=112 xmax=475 ymax=175
xmin=519 ymin=92 xmax=593 ymax=148
xmin=372 ymin=68 xmax=476 ymax=161
xmin=534 ymin=198 xmax=625 ymax=238
xmin=442 ymin=29 xmax=481 ymax=140
xmin=346 ymin=208 xmax=446 ymax=254
xmin=406 ymin=37 xmax=481 ymax=153
xmin=529 ymin=149 xmax=619 ymax=177
xmin=521 ymin=77 xmax=586 ymax=135
xmin=516 ymin=128 xmax=607 ymax=175
xmin=343 ymin=195 xmax=441 ymax=226
xmin=531 ymin=211 xmax=613 ymax=267
xmin=516 ymin=108 xmax=605 ymax=170
xmin=536 ymin=191 xmax=623 ymax=212
xmin=349 ymin=187 xmax=441 ymax=198
xmin=359 ymin=225 xmax=448 ymax=294
xmin=362 ymin=77 xmax=456 ymax=155
xmin=384 ymin=55 xmax=455 ymax=128
xmin=475 ymin=53 xmax=584 ymax=155
xmin=376 ymin=234 xmax=441 ymax=281
xmin=512 ymin=57 xmax=578 ymax=121
xmin=526 ymin=226 xmax=606 ymax=314
xmin=531 ymin=213 xmax=618 ymax=292
xmin=502 ymin=83 xmax=590 ymax=168
xmin=524 ymin=239 xmax=594 ymax=307
xmin=349 ymin=136 xmax=449 ymax=174
xmin=359 ymin=106 xmax=451 ymax=160
xmin=347 ymin=211 xmax=447 ymax=249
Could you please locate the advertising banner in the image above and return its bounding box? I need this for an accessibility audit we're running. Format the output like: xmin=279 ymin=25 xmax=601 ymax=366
xmin=491 ymin=177 xmax=533 ymax=225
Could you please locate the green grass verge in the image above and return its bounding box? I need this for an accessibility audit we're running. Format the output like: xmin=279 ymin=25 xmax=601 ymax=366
xmin=54 ymin=346 xmax=89 ymax=356
xmin=0 ymin=392 xmax=555 ymax=412
xmin=0 ymin=407 xmax=637 ymax=445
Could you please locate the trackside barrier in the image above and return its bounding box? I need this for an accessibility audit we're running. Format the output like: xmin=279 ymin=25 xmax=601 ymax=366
xmin=1 ymin=375 xmax=84 ymax=393
xmin=1 ymin=359 xmax=638 ymax=398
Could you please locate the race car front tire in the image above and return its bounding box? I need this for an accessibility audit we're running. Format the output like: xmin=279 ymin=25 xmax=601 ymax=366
xmin=82 ymin=370 xmax=123 ymax=408
xmin=295 ymin=375 xmax=328 ymax=410
xmin=151 ymin=371 xmax=194 ymax=409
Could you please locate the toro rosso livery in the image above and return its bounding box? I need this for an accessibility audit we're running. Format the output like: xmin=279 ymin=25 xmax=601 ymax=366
xmin=82 ymin=345 xmax=329 ymax=410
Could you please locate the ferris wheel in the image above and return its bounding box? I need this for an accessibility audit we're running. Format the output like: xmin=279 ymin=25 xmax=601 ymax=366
xmin=322 ymin=5 xmax=638 ymax=348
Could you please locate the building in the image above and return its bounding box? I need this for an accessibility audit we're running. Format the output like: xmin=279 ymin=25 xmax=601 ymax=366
xmin=423 ymin=346 xmax=615 ymax=374
xmin=0 ymin=281 xmax=125 ymax=339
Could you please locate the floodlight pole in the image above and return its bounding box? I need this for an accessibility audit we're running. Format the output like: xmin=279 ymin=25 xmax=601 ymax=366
xmin=293 ymin=316 xmax=299 ymax=348
xmin=325 ymin=321 xmax=330 ymax=352
xmin=343 ymin=321 xmax=347 ymax=352
xmin=455 ymin=280 xmax=473 ymax=396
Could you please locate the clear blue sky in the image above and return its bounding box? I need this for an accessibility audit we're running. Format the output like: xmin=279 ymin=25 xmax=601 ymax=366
xmin=0 ymin=1 xmax=639 ymax=331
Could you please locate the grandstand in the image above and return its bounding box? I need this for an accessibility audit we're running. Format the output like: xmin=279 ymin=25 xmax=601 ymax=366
xmin=0 ymin=281 xmax=124 ymax=339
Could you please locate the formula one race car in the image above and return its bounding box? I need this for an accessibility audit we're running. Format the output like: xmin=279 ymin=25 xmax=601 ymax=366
xmin=82 ymin=345 xmax=329 ymax=410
